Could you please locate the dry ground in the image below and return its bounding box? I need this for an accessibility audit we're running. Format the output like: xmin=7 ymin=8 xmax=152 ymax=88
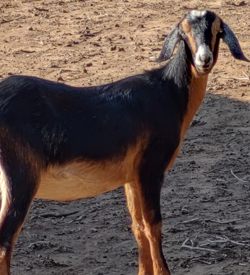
xmin=0 ymin=0 xmax=250 ymax=274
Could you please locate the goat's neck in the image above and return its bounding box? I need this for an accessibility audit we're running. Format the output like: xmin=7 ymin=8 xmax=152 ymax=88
xmin=181 ymin=65 xmax=208 ymax=137
xmin=163 ymin=41 xmax=190 ymax=89
xmin=162 ymin=41 xmax=208 ymax=137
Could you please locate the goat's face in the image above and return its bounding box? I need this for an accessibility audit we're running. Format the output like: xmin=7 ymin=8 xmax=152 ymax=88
xmin=157 ymin=10 xmax=249 ymax=75
xmin=180 ymin=10 xmax=221 ymax=74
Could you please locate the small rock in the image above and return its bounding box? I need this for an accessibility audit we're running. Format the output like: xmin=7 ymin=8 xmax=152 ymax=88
xmin=57 ymin=76 xmax=64 ymax=82
xmin=181 ymin=207 xmax=189 ymax=215
xmin=110 ymin=45 xmax=117 ymax=51
xmin=86 ymin=62 xmax=93 ymax=67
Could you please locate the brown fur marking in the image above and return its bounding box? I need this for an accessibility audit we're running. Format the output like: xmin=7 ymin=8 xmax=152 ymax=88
xmin=181 ymin=66 xmax=208 ymax=137
xmin=0 ymin=248 xmax=9 ymax=275
xmin=135 ymin=181 xmax=170 ymax=275
xmin=181 ymin=19 xmax=197 ymax=53
xmin=37 ymin=136 xmax=148 ymax=201
xmin=143 ymin=222 xmax=170 ymax=275
xmin=211 ymin=17 xmax=221 ymax=50
xmin=165 ymin=66 xmax=208 ymax=172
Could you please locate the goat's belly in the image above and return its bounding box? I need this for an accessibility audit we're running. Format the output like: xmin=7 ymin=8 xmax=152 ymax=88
xmin=35 ymin=161 xmax=128 ymax=201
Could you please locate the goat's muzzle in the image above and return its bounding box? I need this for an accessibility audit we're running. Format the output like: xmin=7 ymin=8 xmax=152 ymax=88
xmin=194 ymin=44 xmax=214 ymax=74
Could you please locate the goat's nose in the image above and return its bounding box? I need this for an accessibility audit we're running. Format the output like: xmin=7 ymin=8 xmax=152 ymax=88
xmin=199 ymin=55 xmax=211 ymax=65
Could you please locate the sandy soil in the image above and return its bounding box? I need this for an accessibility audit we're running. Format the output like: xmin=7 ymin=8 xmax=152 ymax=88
xmin=0 ymin=0 xmax=249 ymax=274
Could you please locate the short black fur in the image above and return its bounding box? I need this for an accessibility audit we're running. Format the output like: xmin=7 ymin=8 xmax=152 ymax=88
xmin=0 ymin=42 xmax=191 ymax=167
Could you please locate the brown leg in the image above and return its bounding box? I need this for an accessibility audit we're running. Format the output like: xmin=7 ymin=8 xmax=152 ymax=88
xmin=0 ymin=224 xmax=23 ymax=275
xmin=0 ymin=248 xmax=10 ymax=275
xmin=0 ymin=187 xmax=35 ymax=275
xmin=136 ymin=185 xmax=170 ymax=275
xmin=137 ymin=140 xmax=174 ymax=275
xmin=125 ymin=183 xmax=153 ymax=275
xmin=0 ymin=149 xmax=40 ymax=274
xmin=143 ymin=220 xmax=169 ymax=275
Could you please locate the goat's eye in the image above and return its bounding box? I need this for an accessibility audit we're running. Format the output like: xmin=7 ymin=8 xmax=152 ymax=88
xmin=218 ymin=30 xmax=224 ymax=37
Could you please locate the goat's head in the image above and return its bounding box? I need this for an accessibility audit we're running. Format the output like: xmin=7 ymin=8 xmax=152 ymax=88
xmin=157 ymin=10 xmax=249 ymax=75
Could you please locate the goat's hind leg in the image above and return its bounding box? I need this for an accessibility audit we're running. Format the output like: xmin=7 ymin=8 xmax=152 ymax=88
xmin=0 ymin=154 xmax=40 ymax=274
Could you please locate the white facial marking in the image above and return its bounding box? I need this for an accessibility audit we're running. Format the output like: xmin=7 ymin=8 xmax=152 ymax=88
xmin=195 ymin=44 xmax=213 ymax=69
xmin=190 ymin=10 xmax=207 ymax=19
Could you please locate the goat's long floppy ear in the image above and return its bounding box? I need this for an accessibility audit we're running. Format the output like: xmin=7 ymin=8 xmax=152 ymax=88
xmin=221 ymin=22 xmax=249 ymax=62
xmin=156 ymin=26 xmax=181 ymax=62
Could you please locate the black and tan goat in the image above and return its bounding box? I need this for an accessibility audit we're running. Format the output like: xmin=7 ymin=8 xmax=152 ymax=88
xmin=0 ymin=10 xmax=248 ymax=275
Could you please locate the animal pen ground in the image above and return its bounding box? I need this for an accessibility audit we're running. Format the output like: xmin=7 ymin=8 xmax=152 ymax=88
xmin=0 ymin=0 xmax=249 ymax=274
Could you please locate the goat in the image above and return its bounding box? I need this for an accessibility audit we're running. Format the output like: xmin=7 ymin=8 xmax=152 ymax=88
xmin=0 ymin=10 xmax=248 ymax=275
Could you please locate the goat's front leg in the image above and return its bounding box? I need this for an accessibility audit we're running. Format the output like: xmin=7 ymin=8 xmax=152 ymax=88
xmin=138 ymin=180 xmax=170 ymax=275
xmin=137 ymin=142 xmax=173 ymax=275
xmin=125 ymin=183 xmax=153 ymax=275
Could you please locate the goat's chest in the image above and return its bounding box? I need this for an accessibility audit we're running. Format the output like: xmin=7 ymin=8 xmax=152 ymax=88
xmin=181 ymin=73 xmax=208 ymax=137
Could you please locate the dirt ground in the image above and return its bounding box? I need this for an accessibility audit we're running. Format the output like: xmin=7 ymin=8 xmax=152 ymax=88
xmin=0 ymin=0 xmax=249 ymax=274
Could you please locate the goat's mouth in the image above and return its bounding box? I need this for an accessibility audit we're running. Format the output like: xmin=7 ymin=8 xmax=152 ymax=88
xmin=195 ymin=64 xmax=213 ymax=74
